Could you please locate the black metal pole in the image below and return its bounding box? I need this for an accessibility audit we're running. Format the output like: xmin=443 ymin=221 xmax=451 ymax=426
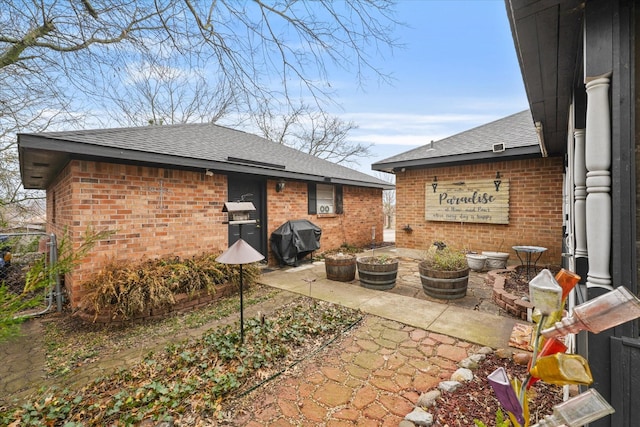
xmin=238 ymin=223 xmax=244 ymax=344
xmin=239 ymin=263 xmax=244 ymax=344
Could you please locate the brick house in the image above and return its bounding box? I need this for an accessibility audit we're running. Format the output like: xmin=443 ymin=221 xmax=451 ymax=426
xmin=372 ymin=110 xmax=564 ymax=266
xmin=18 ymin=123 xmax=392 ymax=307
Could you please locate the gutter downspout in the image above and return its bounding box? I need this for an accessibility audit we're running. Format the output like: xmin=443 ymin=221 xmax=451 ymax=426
xmin=535 ymin=121 xmax=549 ymax=157
xmin=15 ymin=232 xmax=62 ymax=319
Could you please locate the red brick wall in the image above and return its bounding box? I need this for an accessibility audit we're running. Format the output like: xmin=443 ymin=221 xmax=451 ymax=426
xmin=266 ymin=180 xmax=384 ymax=261
xmin=395 ymin=157 xmax=564 ymax=266
xmin=47 ymin=160 xmax=229 ymax=307
xmin=46 ymin=161 xmax=384 ymax=306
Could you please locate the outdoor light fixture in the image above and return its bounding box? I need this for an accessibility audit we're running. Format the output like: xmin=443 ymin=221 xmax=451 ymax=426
xmin=220 ymin=200 xmax=262 ymax=343
xmin=276 ymin=179 xmax=285 ymax=193
xmin=216 ymin=239 xmax=264 ymax=343
xmin=432 ymin=176 xmax=438 ymax=192
xmin=494 ymin=171 xmax=502 ymax=191
xmin=205 ymin=169 xmax=214 ymax=177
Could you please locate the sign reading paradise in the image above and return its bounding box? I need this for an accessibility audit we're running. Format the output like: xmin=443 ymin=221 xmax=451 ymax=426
xmin=425 ymin=179 xmax=509 ymax=224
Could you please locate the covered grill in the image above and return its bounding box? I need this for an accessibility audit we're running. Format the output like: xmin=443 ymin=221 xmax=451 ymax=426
xmin=270 ymin=220 xmax=321 ymax=266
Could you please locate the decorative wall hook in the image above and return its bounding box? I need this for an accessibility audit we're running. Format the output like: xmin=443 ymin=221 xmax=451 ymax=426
xmin=494 ymin=171 xmax=502 ymax=191
xmin=431 ymin=176 xmax=438 ymax=193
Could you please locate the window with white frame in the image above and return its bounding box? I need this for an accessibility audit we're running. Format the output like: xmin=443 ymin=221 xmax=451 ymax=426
xmin=316 ymin=184 xmax=334 ymax=214
xmin=308 ymin=183 xmax=343 ymax=215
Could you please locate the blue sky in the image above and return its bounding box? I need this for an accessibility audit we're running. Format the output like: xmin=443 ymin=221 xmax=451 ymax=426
xmin=58 ymin=0 xmax=528 ymax=177
xmin=330 ymin=0 xmax=530 ymax=174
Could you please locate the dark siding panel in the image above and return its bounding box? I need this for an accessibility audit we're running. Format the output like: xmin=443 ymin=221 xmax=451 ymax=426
xmin=611 ymin=337 xmax=640 ymax=427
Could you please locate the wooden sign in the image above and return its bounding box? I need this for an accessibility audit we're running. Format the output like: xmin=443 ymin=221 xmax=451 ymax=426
xmin=425 ymin=179 xmax=509 ymax=224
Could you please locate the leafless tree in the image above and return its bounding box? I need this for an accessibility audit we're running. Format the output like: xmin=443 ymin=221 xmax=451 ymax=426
xmin=0 ymin=0 xmax=400 ymax=222
xmin=106 ymin=58 xmax=239 ymax=126
xmin=0 ymin=66 xmax=79 ymax=226
xmin=1 ymin=1 xmax=399 ymax=112
xmin=253 ymin=102 xmax=372 ymax=165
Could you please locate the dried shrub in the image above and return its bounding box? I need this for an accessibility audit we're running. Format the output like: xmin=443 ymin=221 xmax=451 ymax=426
xmin=80 ymin=253 xmax=260 ymax=320
xmin=422 ymin=246 xmax=468 ymax=271
xmin=320 ymin=242 xmax=361 ymax=257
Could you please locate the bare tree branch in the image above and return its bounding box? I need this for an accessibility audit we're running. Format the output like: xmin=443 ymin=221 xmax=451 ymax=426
xmin=0 ymin=0 xmax=401 ymax=225
xmin=254 ymin=103 xmax=371 ymax=166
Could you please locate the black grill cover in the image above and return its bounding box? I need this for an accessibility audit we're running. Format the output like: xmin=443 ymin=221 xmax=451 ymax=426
xmin=270 ymin=220 xmax=321 ymax=266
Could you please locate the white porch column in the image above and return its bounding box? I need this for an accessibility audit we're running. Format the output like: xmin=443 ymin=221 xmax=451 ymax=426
xmin=584 ymin=73 xmax=612 ymax=290
xmin=573 ymin=129 xmax=587 ymax=258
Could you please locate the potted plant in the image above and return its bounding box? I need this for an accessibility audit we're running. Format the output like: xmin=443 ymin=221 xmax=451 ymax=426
xmin=465 ymin=252 xmax=487 ymax=272
xmin=482 ymin=251 xmax=510 ymax=269
xmin=419 ymin=246 xmax=470 ymax=299
xmin=356 ymin=254 xmax=399 ymax=290
xmin=324 ymin=252 xmax=357 ymax=282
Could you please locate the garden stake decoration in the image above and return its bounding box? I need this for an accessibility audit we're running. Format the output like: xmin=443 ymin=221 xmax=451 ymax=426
xmin=486 ymin=268 xmax=640 ymax=426
xmin=371 ymin=226 xmax=376 ymax=258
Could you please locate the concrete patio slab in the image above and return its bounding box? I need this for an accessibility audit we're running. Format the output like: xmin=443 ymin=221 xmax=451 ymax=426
xmin=258 ymin=248 xmax=523 ymax=350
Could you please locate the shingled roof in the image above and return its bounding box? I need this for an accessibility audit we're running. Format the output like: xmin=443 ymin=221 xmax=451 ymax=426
xmin=372 ymin=110 xmax=542 ymax=173
xmin=18 ymin=123 xmax=393 ymax=190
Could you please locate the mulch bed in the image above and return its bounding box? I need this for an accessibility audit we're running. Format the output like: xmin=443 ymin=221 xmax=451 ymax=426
xmin=502 ymin=265 xmax=562 ymax=300
xmin=431 ymin=352 xmax=564 ymax=426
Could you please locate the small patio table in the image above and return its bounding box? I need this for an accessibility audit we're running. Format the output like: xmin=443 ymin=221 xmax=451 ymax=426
xmin=512 ymin=246 xmax=547 ymax=279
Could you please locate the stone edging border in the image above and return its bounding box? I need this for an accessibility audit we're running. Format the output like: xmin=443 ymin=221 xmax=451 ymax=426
xmin=486 ymin=267 xmax=533 ymax=321
xmin=400 ymin=347 xmax=495 ymax=427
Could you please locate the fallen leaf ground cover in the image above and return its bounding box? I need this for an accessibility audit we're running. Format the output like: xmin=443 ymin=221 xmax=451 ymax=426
xmin=1 ymin=296 xmax=362 ymax=426
xmin=42 ymin=284 xmax=278 ymax=378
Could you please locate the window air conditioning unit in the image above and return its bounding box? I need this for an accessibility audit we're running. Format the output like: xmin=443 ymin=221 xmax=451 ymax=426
xmin=492 ymin=143 xmax=506 ymax=153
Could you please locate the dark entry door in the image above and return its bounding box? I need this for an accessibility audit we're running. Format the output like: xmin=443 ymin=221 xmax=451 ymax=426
xmin=227 ymin=174 xmax=267 ymax=256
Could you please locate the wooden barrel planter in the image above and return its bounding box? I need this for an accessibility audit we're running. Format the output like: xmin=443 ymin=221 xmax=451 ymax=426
xmin=357 ymin=257 xmax=399 ymax=290
xmin=419 ymin=261 xmax=470 ymax=300
xmin=325 ymin=253 xmax=357 ymax=282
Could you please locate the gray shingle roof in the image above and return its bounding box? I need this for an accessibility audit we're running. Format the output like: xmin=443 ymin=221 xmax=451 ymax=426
xmin=372 ymin=110 xmax=541 ymax=172
xmin=18 ymin=123 xmax=393 ymax=190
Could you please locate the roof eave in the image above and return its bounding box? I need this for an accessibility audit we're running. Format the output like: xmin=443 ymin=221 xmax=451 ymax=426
xmin=371 ymin=146 xmax=542 ymax=173
xmin=505 ymin=0 xmax=584 ymax=156
xmin=18 ymin=135 xmax=391 ymax=190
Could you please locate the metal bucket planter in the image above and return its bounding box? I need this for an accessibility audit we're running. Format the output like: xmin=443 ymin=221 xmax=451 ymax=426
xmin=419 ymin=261 xmax=470 ymax=300
xmin=357 ymin=257 xmax=398 ymax=290
xmin=466 ymin=254 xmax=487 ymax=272
xmin=482 ymin=251 xmax=510 ymax=269
xmin=325 ymin=253 xmax=357 ymax=282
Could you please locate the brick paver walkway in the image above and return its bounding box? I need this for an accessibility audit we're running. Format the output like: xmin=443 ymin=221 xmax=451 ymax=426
xmin=1 ymin=252 xmax=515 ymax=425
xmin=228 ymin=316 xmax=481 ymax=426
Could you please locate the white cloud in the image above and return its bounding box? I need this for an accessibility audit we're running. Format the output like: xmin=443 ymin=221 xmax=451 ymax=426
xmin=340 ymin=111 xmax=505 ymax=146
xmin=349 ymin=133 xmax=449 ymax=146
